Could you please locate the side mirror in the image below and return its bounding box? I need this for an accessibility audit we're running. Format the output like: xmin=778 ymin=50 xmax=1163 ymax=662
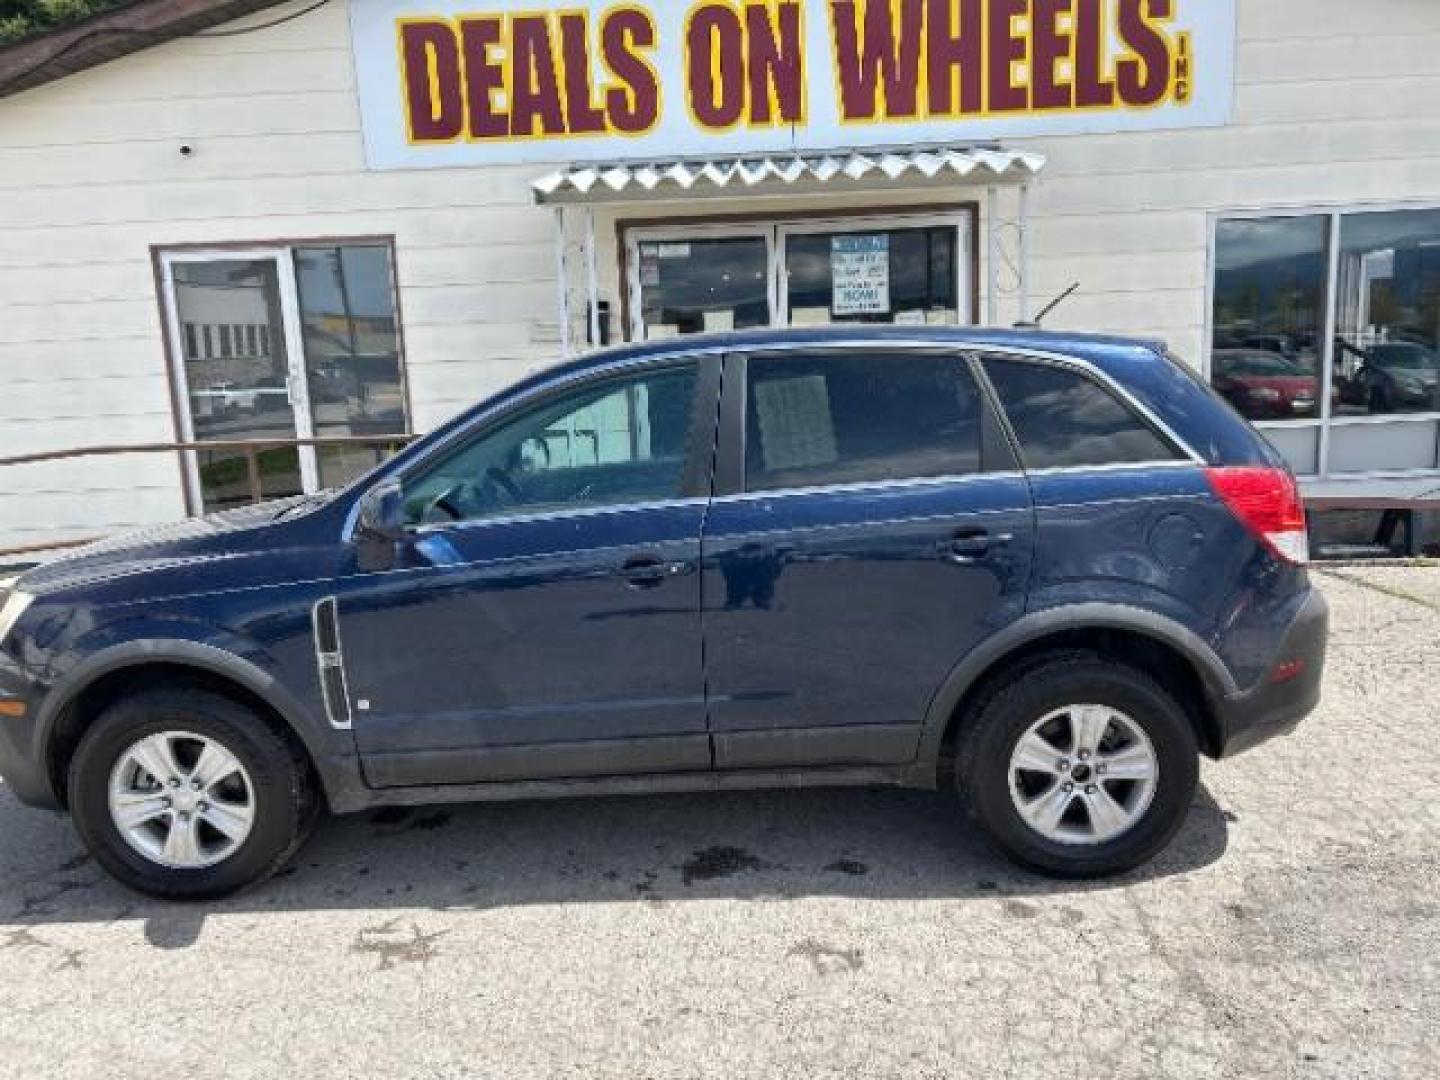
xmin=354 ymin=480 xmax=406 ymax=571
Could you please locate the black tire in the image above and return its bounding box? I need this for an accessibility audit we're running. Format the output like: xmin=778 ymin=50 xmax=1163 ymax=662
xmin=69 ymin=689 xmax=316 ymax=901
xmin=956 ymin=653 xmax=1199 ymax=879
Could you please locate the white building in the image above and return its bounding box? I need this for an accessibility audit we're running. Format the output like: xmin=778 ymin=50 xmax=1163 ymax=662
xmin=1 ymin=0 xmax=1438 ymax=553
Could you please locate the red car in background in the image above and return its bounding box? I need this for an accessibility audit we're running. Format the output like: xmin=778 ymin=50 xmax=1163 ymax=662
xmin=1211 ymin=349 xmax=1320 ymax=419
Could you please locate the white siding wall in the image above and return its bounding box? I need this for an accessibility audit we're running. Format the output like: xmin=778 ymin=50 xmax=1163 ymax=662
xmin=0 ymin=1 xmax=560 ymax=548
xmin=1 ymin=0 xmax=1438 ymax=546
xmin=1021 ymin=0 xmax=1440 ymax=361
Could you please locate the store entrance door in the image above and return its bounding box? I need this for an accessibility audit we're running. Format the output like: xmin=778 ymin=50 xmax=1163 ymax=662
xmin=625 ymin=212 xmax=973 ymax=341
xmin=158 ymin=244 xmax=410 ymax=515
xmin=159 ymin=250 xmax=314 ymax=514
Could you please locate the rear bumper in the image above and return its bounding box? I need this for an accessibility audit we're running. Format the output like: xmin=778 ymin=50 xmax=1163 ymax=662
xmin=1211 ymin=587 xmax=1329 ymax=758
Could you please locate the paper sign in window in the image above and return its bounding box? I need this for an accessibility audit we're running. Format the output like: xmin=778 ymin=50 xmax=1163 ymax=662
xmin=754 ymin=375 xmax=838 ymax=473
xmin=831 ymin=234 xmax=891 ymax=316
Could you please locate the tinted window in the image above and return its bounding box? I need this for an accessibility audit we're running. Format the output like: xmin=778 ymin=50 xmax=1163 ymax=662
xmin=404 ymin=365 xmax=699 ymax=525
xmin=984 ymin=357 xmax=1181 ymax=470
xmin=744 ymin=352 xmax=983 ymax=491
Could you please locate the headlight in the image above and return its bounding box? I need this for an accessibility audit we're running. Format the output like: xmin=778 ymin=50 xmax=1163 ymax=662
xmin=0 ymin=581 xmax=35 ymax=646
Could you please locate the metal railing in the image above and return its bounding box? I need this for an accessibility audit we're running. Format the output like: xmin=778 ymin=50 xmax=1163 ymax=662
xmin=0 ymin=434 xmax=415 ymax=561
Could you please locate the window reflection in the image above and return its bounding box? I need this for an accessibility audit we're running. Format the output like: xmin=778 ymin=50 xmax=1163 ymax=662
xmin=1211 ymin=217 xmax=1327 ymax=421
xmin=637 ymin=237 xmax=770 ymax=337
xmin=294 ymin=245 xmax=408 ymax=489
xmin=744 ymin=352 xmax=983 ymax=491
xmin=402 ymin=366 xmax=698 ymax=525
xmin=1333 ymin=209 xmax=1440 ymax=417
xmin=785 ymin=227 xmax=958 ymax=326
xmin=170 ymin=259 xmax=303 ymax=512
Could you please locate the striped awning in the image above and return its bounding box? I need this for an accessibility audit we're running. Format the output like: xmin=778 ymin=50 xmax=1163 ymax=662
xmin=532 ymin=145 xmax=1045 ymax=204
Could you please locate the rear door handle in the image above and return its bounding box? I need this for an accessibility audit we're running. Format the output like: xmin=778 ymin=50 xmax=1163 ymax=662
xmin=620 ymin=555 xmax=687 ymax=588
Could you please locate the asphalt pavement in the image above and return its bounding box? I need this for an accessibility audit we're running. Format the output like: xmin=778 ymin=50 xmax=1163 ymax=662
xmin=1 ymin=566 xmax=1437 ymax=1079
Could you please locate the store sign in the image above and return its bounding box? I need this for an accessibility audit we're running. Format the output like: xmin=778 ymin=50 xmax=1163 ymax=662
xmin=831 ymin=235 xmax=891 ymax=315
xmin=350 ymin=0 xmax=1237 ymax=170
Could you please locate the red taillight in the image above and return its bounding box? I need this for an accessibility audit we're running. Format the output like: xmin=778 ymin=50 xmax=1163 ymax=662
xmin=1206 ymin=466 xmax=1310 ymax=565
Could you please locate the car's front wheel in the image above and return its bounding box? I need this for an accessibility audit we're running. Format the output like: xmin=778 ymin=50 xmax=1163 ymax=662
xmin=69 ymin=689 xmax=316 ymax=901
xmin=957 ymin=654 xmax=1199 ymax=878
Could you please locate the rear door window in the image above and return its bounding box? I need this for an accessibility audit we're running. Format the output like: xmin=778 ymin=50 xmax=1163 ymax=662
xmin=744 ymin=352 xmax=985 ymax=492
xmin=983 ymin=356 xmax=1184 ymax=470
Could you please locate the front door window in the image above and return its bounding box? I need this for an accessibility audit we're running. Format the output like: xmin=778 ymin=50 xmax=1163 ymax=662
xmin=402 ymin=363 xmax=701 ymax=526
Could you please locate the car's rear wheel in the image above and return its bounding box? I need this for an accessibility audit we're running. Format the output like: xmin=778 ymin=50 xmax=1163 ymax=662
xmin=957 ymin=654 xmax=1199 ymax=878
xmin=69 ymin=689 xmax=316 ymax=901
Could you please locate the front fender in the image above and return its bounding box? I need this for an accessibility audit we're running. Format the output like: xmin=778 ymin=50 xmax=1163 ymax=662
xmin=33 ymin=630 xmax=365 ymax=814
xmin=907 ymin=602 xmax=1238 ymax=784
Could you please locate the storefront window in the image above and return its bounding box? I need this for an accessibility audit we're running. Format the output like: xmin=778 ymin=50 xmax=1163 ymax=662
xmin=1211 ymin=207 xmax=1440 ymax=480
xmin=1332 ymin=209 xmax=1440 ymax=418
xmin=636 ymin=237 xmax=770 ymax=338
xmin=784 ymin=226 xmax=959 ymax=326
xmin=628 ymin=214 xmax=971 ymax=341
xmin=1210 ymin=216 xmax=1327 ymax=422
xmin=294 ymin=244 xmax=408 ymax=489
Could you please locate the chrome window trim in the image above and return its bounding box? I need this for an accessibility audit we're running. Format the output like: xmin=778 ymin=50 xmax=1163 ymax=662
xmin=709 ymin=469 xmax=1028 ymax=507
xmin=1019 ymin=460 xmax=1201 ymax=480
xmin=408 ymin=495 xmax=711 ymax=537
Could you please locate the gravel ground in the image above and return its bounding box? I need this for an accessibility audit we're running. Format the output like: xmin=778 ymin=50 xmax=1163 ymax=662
xmin=1 ymin=567 xmax=1437 ymax=1080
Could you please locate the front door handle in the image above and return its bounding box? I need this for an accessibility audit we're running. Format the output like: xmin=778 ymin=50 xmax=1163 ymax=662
xmin=620 ymin=555 xmax=687 ymax=588
xmin=940 ymin=529 xmax=1012 ymax=564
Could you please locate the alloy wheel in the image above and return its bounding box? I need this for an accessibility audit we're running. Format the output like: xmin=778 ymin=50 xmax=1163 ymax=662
xmin=1007 ymin=705 xmax=1160 ymax=846
xmin=107 ymin=731 xmax=256 ymax=870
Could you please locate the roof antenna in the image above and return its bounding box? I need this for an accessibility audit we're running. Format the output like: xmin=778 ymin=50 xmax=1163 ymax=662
xmin=1015 ymin=281 xmax=1080 ymax=329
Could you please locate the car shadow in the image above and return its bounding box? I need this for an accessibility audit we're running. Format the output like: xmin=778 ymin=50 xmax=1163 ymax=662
xmin=0 ymin=782 xmax=1230 ymax=949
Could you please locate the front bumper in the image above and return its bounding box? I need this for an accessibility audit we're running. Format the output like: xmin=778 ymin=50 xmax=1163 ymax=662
xmin=1212 ymin=587 xmax=1329 ymax=758
xmin=0 ymin=654 xmax=57 ymax=810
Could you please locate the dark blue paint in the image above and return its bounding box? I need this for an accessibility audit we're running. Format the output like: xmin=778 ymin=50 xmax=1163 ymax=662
xmin=0 ymin=328 xmax=1326 ymax=812
xmin=702 ymin=476 xmax=1033 ymax=766
xmin=338 ymin=503 xmax=709 ymax=784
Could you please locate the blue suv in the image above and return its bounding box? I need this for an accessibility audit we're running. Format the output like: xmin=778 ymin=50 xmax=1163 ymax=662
xmin=0 ymin=329 xmax=1327 ymax=899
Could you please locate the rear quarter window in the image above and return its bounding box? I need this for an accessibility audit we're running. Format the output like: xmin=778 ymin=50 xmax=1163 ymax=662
xmin=983 ymin=356 xmax=1184 ymax=470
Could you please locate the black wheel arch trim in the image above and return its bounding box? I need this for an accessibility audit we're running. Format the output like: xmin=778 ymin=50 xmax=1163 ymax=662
xmin=35 ymin=639 xmax=366 ymax=811
xmin=909 ymin=602 xmax=1238 ymax=781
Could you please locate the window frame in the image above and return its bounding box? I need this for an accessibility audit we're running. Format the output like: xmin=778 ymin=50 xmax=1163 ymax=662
xmin=1206 ymin=201 xmax=1440 ymax=482
xmin=620 ymin=207 xmax=978 ymax=342
xmin=153 ymin=236 xmax=413 ymax=515
xmin=728 ymin=347 xmax=999 ymax=497
xmin=400 ymin=353 xmax=723 ymax=535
